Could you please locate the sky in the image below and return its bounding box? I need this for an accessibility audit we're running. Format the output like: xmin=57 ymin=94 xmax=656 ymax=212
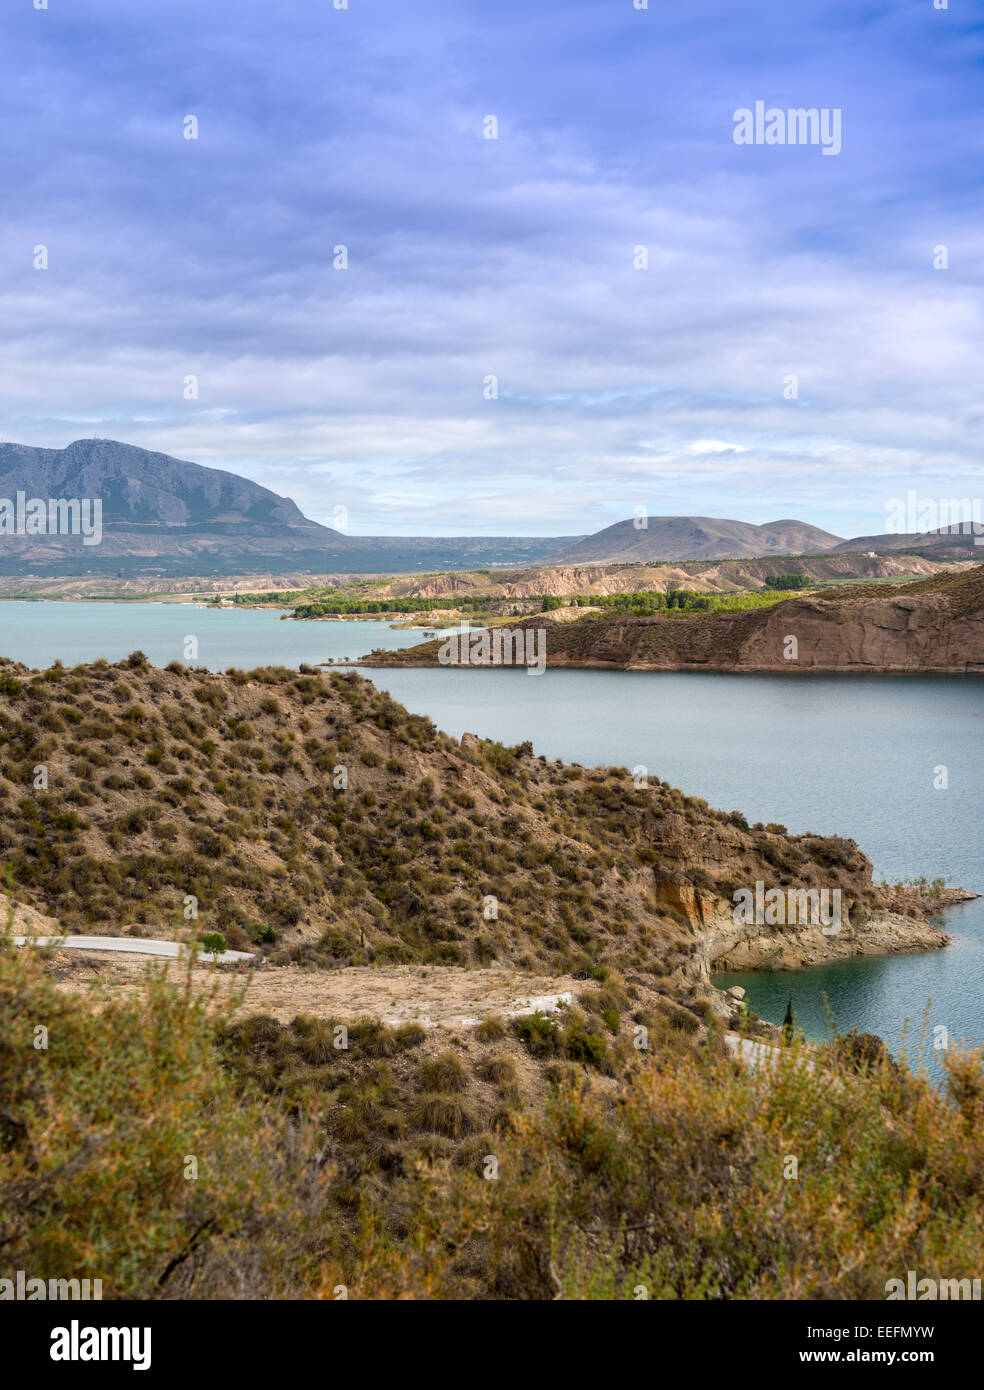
xmin=0 ymin=0 xmax=981 ymax=538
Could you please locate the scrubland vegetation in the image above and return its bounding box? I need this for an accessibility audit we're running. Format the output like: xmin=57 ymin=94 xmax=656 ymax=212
xmin=0 ymin=654 xmax=882 ymax=981
xmin=2 ymin=653 xmax=980 ymax=1301
xmin=4 ymin=931 xmax=984 ymax=1300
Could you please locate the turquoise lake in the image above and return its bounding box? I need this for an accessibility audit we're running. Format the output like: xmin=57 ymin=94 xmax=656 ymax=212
xmin=1 ymin=601 xmax=981 ymax=1064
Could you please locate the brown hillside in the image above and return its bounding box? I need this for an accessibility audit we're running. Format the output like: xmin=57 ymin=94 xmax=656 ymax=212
xmin=0 ymin=655 xmax=946 ymax=993
xmin=367 ymin=564 xmax=984 ymax=673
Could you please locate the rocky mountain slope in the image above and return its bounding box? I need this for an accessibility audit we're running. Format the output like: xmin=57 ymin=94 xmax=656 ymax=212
xmin=0 ymin=438 xmax=341 ymax=575
xmin=0 ymin=439 xmax=579 ymax=577
xmin=0 ymin=437 xmax=314 ymax=530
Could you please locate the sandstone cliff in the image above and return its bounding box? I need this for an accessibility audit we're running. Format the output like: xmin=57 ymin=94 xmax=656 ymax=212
xmin=364 ymin=564 xmax=984 ymax=674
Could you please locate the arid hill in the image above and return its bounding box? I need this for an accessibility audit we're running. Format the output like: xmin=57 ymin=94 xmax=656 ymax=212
xmin=545 ymin=513 xmax=984 ymax=565
xmin=352 ymin=552 xmax=956 ymax=602
xmin=366 ymin=564 xmax=984 ymax=674
xmin=0 ymin=655 xmax=952 ymax=998
xmin=832 ymin=523 xmax=984 ymax=559
xmin=543 ymin=515 xmax=843 ymax=564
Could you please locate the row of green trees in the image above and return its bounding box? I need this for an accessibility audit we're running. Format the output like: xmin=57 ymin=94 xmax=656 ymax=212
xmin=569 ymin=590 xmax=792 ymax=616
xmin=764 ymin=574 xmax=809 ymax=590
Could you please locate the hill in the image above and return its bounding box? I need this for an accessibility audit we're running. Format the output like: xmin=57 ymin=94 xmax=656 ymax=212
xmin=0 ymin=655 xmax=948 ymax=980
xmin=544 ymin=516 xmax=843 ymax=564
xmin=364 ymin=563 xmax=984 ymax=673
xmin=831 ymin=524 xmax=984 ymax=559
xmin=1 ymin=654 xmax=974 ymax=1304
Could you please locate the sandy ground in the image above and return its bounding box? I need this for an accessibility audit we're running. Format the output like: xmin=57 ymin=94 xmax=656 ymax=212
xmin=4 ymin=900 xmax=61 ymax=934
xmin=45 ymin=952 xmax=582 ymax=1028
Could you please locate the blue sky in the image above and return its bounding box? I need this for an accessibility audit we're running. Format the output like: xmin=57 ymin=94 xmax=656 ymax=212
xmin=1 ymin=0 xmax=981 ymax=537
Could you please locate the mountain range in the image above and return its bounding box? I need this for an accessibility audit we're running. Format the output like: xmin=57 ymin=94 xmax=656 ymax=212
xmin=0 ymin=438 xmax=979 ymax=576
xmin=0 ymin=439 xmax=577 ymax=576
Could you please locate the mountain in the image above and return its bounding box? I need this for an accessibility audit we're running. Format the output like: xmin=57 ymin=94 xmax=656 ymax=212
xmin=0 ymin=437 xmax=321 ymax=531
xmin=831 ymin=525 xmax=984 ymax=559
xmin=0 ymin=439 xmax=577 ymax=576
xmin=9 ymin=437 xmax=975 ymax=579
xmin=543 ymin=516 xmax=844 ymax=564
xmin=0 ymin=437 xmax=342 ymax=575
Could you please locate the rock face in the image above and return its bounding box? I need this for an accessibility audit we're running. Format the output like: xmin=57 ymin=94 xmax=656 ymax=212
xmin=366 ymin=564 xmax=984 ymax=674
xmin=649 ymin=869 xmax=949 ymax=975
xmin=739 ymin=590 xmax=984 ymax=673
xmin=701 ymin=902 xmax=949 ymax=972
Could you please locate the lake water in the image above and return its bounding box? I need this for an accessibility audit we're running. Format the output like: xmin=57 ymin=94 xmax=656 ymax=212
xmin=0 ymin=601 xmax=427 ymax=670
xmin=1 ymin=602 xmax=981 ymax=1064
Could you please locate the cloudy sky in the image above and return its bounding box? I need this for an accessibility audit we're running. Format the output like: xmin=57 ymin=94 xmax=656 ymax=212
xmin=1 ymin=0 xmax=981 ymax=537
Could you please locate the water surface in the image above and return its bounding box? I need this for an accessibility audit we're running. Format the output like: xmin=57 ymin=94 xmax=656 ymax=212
xmin=0 ymin=601 xmax=426 ymax=670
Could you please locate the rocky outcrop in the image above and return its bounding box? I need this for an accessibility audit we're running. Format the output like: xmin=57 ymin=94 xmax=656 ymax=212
xmin=543 ymin=568 xmax=984 ymax=673
xmin=739 ymin=590 xmax=984 ymax=673
xmin=648 ymin=869 xmax=950 ymax=975
xmin=702 ymin=905 xmax=948 ymax=972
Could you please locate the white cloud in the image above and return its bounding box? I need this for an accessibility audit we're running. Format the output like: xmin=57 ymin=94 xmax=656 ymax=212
xmin=688 ymin=440 xmax=749 ymax=455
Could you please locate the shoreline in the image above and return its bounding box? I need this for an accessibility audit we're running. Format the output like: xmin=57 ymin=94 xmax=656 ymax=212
xmin=706 ymin=887 xmax=979 ymax=982
xmin=358 ymin=655 xmax=984 ymax=676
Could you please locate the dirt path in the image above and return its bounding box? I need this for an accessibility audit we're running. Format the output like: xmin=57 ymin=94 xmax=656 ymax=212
xmin=47 ymin=953 xmax=581 ymax=1028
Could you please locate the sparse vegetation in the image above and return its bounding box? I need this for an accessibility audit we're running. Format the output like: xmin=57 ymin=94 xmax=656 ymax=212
xmin=0 ymin=654 xmax=974 ymax=1303
xmin=6 ymin=928 xmax=984 ymax=1301
xmin=0 ymin=655 xmax=889 ymax=978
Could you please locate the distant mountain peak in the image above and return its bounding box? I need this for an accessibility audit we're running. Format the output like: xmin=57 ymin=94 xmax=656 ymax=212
xmin=0 ymin=437 xmax=326 ymax=532
xmin=0 ymin=437 xmax=577 ymax=578
xmin=544 ymin=515 xmax=844 ymax=564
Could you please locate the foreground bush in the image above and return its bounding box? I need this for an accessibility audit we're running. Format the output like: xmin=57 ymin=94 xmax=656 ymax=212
xmin=3 ymin=929 xmax=983 ymax=1299
xmin=422 ymin=1037 xmax=984 ymax=1298
xmin=0 ymin=935 xmax=330 ymax=1298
